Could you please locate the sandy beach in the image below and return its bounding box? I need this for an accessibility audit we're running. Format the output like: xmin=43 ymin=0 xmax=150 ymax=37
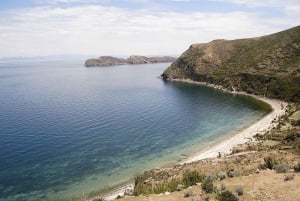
xmin=101 ymin=78 xmax=287 ymax=200
xmin=170 ymin=79 xmax=288 ymax=163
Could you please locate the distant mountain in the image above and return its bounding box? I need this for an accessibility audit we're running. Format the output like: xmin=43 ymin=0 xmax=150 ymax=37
xmin=162 ymin=25 xmax=300 ymax=102
xmin=85 ymin=55 xmax=177 ymax=67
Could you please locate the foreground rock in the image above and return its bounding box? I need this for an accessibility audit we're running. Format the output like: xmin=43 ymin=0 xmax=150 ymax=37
xmin=162 ymin=25 xmax=300 ymax=102
xmin=85 ymin=55 xmax=176 ymax=67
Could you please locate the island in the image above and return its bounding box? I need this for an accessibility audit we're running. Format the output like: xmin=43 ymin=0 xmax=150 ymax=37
xmin=85 ymin=55 xmax=177 ymax=67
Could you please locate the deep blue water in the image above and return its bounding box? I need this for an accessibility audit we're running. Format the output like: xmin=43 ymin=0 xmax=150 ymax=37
xmin=0 ymin=60 xmax=265 ymax=201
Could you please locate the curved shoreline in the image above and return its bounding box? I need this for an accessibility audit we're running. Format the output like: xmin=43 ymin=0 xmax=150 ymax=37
xmin=101 ymin=78 xmax=287 ymax=200
xmin=169 ymin=79 xmax=287 ymax=163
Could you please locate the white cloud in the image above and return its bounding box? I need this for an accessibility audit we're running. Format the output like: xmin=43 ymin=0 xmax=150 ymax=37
xmin=0 ymin=4 xmax=299 ymax=57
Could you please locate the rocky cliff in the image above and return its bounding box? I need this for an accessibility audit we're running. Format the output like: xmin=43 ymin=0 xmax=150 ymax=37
xmin=85 ymin=55 xmax=176 ymax=67
xmin=162 ymin=25 xmax=300 ymax=102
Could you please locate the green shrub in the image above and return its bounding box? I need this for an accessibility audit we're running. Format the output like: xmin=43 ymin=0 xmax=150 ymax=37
xmin=234 ymin=186 xmax=244 ymax=196
xmin=218 ymin=171 xmax=226 ymax=180
xmin=263 ymin=156 xmax=278 ymax=169
xmin=227 ymin=169 xmax=236 ymax=178
xmin=274 ymin=164 xmax=289 ymax=173
xmin=184 ymin=190 xmax=193 ymax=197
xmin=183 ymin=170 xmax=205 ymax=187
xmin=202 ymin=179 xmax=214 ymax=193
xmin=217 ymin=190 xmax=239 ymax=201
xmin=293 ymin=163 xmax=300 ymax=172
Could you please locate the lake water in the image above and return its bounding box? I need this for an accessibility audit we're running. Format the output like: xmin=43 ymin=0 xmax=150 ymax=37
xmin=0 ymin=60 xmax=265 ymax=201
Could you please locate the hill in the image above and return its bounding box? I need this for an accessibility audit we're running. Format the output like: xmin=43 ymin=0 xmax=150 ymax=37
xmin=162 ymin=25 xmax=300 ymax=102
xmin=85 ymin=55 xmax=176 ymax=67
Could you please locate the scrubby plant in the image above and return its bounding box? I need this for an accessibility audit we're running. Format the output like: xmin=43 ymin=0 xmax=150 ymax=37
xmin=234 ymin=186 xmax=244 ymax=196
xmin=184 ymin=190 xmax=193 ymax=197
xmin=263 ymin=156 xmax=278 ymax=169
xmin=217 ymin=171 xmax=227 ymax=180
xmin=183 ymin=170 xmax=205 ymax=187
xmin=284 ymin=174 xmax=295 ymax=181
xmin=293 ymin=163 xmax=300 ymax=172
xmin=227 ymin=169 xmax=236 ymax=178
xmin=274 ymin=164 xmax=289 ymax=173
xmin=217 ymin=190 xmax=239 ymax=201
xmin=202 ymin=179 xmax=214 ymax=193
xmin=177 ymin=184 xmax=184 ymax=191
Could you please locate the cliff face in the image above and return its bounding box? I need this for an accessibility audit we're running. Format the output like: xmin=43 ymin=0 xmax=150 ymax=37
xmin=85 ymin=55 xmax=176 ymax=67
xmin=162 ymin=25 xmax=300 ymax=102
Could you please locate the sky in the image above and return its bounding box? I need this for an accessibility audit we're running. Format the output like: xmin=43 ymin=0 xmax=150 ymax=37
xmin=0 ymin=0 xmax=299 ymax=58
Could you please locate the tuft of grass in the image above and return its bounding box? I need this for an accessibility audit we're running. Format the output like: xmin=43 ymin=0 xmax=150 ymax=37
xmin=234 ymin=186 xmax=244 ymax=196
xmin=183 ymin=170 xmax=205 ymax=187
xmin=217 ymin=190 xmax=239 ymax=201
xmin=263 ymin=156 xmax=278 ymax=169
xmin=202 ymin=179 xmax=214 ymax=193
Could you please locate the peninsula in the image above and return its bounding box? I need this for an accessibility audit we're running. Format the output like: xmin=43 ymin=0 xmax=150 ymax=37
xmin=93 ymin=25 xmax=300 ymax=201
xmin=162 ymin=25 xmax=300 ymax=102
xmin=85 ymin=55 xmax=177 ymax=67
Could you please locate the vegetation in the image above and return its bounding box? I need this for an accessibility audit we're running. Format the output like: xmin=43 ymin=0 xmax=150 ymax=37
xmin=182 ymin=170 xmax=205 ymax=187
xmin=234 ymin=186 xmax=244 ymax=196
xmin=274 ymin=164 xmax=289 ymax=173
xmin=162 ymin=25 xmax=300 ymax=102
xmin=217 ymin=190 xmax=239 ymax=201
xmin=201 ymin=179 xmax=214 ymax=193
xmin=263 ymin=156 xmax=278 ymax=169
xmin=294 ymin=163 xmax=300 ymax=172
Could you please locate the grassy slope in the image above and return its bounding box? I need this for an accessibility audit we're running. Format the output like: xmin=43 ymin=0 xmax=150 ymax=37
xmin=162 ymin=25 xmax=300 ymax=101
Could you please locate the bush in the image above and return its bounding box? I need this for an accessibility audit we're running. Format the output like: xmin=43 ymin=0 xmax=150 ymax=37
xmin=183 ymin=170 xmax=204 ymax=187
xmin=227 ymin=169 xmax=236 ymax=178
xmin=184 ymin=190 xmax=193 ymax=197
xmin=217 ymin=190 xmax=239 ymax=201
xmin=177 ymin=184 xmax=184 ymax=191
xmin=274 ymin=164 xmax=289 ymax=173
xmin=263 ymin=156 xmax=278 ymax=169
xmin=234 ymin=186 xmax=244 ymax=196
xmin=218 ymin=171 xmax=227 ymax=180
xmin=293 ymin=163 xmax=300 ymax=172
xmin=284 ymin=174 xmax=295 ymax=181
xmin=202 ymin=179 xmax=214 ymax=193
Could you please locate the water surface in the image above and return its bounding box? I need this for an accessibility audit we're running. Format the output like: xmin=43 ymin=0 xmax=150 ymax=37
xmin=0 ymin=60 xmax=265 ymax=201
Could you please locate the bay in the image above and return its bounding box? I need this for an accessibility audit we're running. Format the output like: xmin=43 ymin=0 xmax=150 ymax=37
xmin=0 ymin=59 xmax=265 ymax=201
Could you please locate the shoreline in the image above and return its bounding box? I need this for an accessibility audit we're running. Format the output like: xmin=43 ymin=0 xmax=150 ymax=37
xmin=173 ymin=79 xmax=287 ymax=163
xmin=101 ymin=78 xmax=287 ymax=201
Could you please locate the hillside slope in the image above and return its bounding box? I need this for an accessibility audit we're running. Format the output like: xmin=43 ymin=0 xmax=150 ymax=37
xmin=162 ymin=25 xmax=300 ymax=102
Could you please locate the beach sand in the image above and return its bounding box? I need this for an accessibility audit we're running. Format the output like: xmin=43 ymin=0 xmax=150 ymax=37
xmin=171 ymin=79 xmax=287 ymax=162
xmin=100 ymin=78 xmax=287 ymax=201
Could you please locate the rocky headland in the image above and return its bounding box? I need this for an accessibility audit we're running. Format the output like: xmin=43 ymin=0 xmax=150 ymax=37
xmin=162 ymin=25 xmax=300 ymax=102
xmin=85 ymin=55 xmax=176 ymax=67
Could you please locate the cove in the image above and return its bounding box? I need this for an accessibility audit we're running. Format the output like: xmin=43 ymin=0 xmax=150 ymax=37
xmin=0 ymin=60 xmax=266 ymax=201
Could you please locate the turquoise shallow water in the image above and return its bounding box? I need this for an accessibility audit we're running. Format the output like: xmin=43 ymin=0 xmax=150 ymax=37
xmin=0 ymin=60 xmax=265 ymax=201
